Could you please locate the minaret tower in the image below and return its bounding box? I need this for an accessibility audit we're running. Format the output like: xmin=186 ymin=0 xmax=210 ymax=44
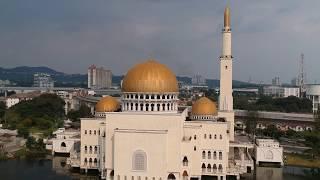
xmin=219 ymin=6 xmax=233 ymax=111
xmin=219 ymin=6 xmax=234 ymax=140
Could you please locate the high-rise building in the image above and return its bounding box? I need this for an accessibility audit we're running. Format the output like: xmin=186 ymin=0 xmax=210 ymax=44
xmin=33 ymin=73 xmax=54 ymax=88
xmin=88 ymin=65 xmax=112 ymax=89
xmin=272 ymin=77 xmax=280 ymax=86
xmin=191 ymin=74 xmax=206 ymax=85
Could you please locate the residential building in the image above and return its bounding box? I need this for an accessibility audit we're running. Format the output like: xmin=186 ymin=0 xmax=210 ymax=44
xmin=33 ymin=73 xmax=54 ymax=88
xmin=88 ymin=65 xmax=112 ymax=89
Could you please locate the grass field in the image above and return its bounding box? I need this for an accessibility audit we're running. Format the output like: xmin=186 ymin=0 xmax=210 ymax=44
xmin=285 ymin=153 xmax=320 ymax=168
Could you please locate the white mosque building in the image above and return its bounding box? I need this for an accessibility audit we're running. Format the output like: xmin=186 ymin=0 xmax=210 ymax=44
xmin=78 ymin=6 xmax=254 ymax=180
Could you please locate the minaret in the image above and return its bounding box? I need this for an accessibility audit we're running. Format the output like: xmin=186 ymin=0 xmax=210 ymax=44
xmin=219 ymin=6 xmax=233 ymax=111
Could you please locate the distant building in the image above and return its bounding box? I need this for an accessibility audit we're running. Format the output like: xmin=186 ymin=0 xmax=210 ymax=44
xmin=306 ymin=84 xmax=320 ymax=113
xmin=271 ymin=77 xmax=280 ymax=86
xmin=87 ymin=65 xmax=112 ymax=89
xmin=263 ymin=86 xmax=300 ymax=98
xmin=5 ymin=91 xmax=41 ymax=108
xmin=33 ymin=73 xmax=54 ymax=88
xmin=192 ymin=74 xmax=206 ymax=85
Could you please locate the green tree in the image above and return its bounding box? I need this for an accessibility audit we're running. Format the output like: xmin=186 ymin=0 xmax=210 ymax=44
xmin=0 ymin=101 xmax=5 ymax=120
xmin=245 ymin=111 xmax=258 ymax=135
xmin=67 ymin=104 xmax=92 ymax=121
xmin=314 ymin=109 xmax=320 ymax=131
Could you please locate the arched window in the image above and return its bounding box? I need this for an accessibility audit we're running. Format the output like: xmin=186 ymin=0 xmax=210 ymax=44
xmin=84 ymin=158 xmax=88 ymax=165
xmin=167 ymin=103 xmax=170 ymax=110
xmin=213 ymin=164 xmax=217 ymax=172
xmin=131 ymin=94 xmax=134 ymax=99
xmin=182 ymin=171 xmax=188 ymax=180
xmin=220 ymin=135 xmax=222 ymax=139
xmin=118 ymin=175 xmax=120 ymax=180
xmin=94 ymin=130 xmax=96 ymax=135
xmin=157 ymin=104 xmax=160 ymax=111
xmin=213 ymin=151 xmax=217 ymax=159
xmin=214 ymin=134 xmax=217 ymax=139
xmin=110 ymin=171 xmax=114 ymax=180
xmin=182 ymin=156 xmax=188 ymax=166
xmin=98 ymin=130 xmax=100 ymax=135
xmin=162 ymin=104 xmax=165 ymax=111
xmin=84 ymin=146 xmax=88 ymax=153
xmin=131 ymin=103 xmax=133 ymax=110
xmin=85 ymin=130 xmax=87 ymax=134
xmin=265 ymin=150 xmax=273 ymax=159
xmin=202 ymin=151 xmax=206 ymax=159
xmin=208 ymin=151 xmax=211 ymax=159
xmin=135 ymin=103 xmax=138 ymax=111
xmin=135 ymin=95 xmax=138 ymax=99
xmin=167 ymin=95 xmax=170 ymax=99
xmin=89 ymin=130 xmax=92 ymax=135
xmin=95 ymin=146 xmax=98 ymax=154
xmin=157 ymin=95 xmax=160 ymax=99
xmin=194 ymin=146 xmax=196 ymax=151
xmin=219 ymin=152 xmax=222 ymax=160
xmin=146 ymin=104 xmax=149 ymax=111
xmin=146 ymin=95 xmax=149 ymax=99
xmin=94 ymin=158 xmax=98 ymax=166
xmin=201 ymin=163 xmax=206 ymax=173
xmin=140 ymin=95 xmax=143 ymax=99
xmin=207 ymin=164 xmax=212 ymax=172
xmin=151 ymin=104 xmax=154 ymax=111
xmin=209 ymin=134 xmax=212 ymax=139
xmin=167 ymin=173 xmax=176 ymax=180
xmin=89 ymin=158 xmax=92 ymax=166
xmin=194 ymin=135 xmax=197 ymax=140
xmin=61 ymin=142 xmax=66 ymax=147
xmin=132 ymin=150 xmax=147 ymax=171
xmin=218 ymin=164 xmax=223 ymax=172
xmin=162 ymin=95 xmax=165 ymax=99
xmin=140 ymin=103 xmax=143 ymax=111
xmin=89 ymin=146 xmax=92 ymax=154
xmin=151 ymin=95 xmax=154 ymax=99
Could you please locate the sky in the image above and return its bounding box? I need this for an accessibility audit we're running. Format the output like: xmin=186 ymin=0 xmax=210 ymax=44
xmin=0 ymin=0 xmax=319 ymax=84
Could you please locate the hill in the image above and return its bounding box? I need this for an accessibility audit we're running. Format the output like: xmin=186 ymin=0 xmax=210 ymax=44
xmin=0 ymin=66 xmax=255 ymax=88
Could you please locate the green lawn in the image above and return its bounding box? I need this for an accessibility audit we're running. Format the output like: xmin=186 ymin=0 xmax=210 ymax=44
xmin=285 ymin=153 xmax=320 ymax=168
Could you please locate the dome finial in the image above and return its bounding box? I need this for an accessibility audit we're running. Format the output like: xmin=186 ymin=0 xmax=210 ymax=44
xmin=224 ymin=4 xmax=230 ymax=27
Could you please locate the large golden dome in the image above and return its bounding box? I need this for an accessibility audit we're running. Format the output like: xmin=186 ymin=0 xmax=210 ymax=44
xmin=95 ymin=96 xmax=120 ymax=112
xmin=122 ymin=59 xmax=178 ymax=93
xmin=192 ymin=97 xmax=217 ymax=115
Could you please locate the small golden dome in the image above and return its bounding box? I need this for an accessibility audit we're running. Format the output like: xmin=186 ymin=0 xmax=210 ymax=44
xmin=192 ymin=97 xmax=217 ymax=115
xmin=95 ymin=96 xmax=120 ymax=112
xmin=122 ymin=59 xmax=178 ymax=93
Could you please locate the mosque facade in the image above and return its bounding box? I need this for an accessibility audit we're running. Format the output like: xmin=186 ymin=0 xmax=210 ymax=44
xmin=79 ymin=6 xmax=254 ymax=180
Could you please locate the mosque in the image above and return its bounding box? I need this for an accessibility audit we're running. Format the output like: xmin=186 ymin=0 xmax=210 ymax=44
xmin=79 ymin=6 xmax=254 ymax=180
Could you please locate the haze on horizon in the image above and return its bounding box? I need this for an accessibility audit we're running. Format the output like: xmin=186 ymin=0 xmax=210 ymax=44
xmin=0 ymin=0 xmax=319 ymax=84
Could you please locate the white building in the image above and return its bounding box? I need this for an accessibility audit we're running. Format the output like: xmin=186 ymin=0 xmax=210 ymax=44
xmin=76 ymin=7 xmax=254 ymax=180
xmin=50 ymin=128 xmax=80 ymax=155
xmin=306 ymin=84 xmax=320 ymax=113
xmin=263 ymin=86 xmax=300 ymax=98
xmin=88 ymin=65 xmax=112 ymax=89
xmin=5 ymin=92 xmax=40 ymax=108
xmin=254 ymin=139 xmax=283 ymax=166
xmin=33 ymin=73 xmax=54 ymax=88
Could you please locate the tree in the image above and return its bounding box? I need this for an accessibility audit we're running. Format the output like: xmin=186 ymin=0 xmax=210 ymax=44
xmin=245 ymin=111 xmax=258 ymax=136
xmin=314 ymin=109 xmax=320 ymax=131
xmin=0 ymin=101 xmax=5 ymax=120
xmin=67 ymin=104 xmax=92 ymax=121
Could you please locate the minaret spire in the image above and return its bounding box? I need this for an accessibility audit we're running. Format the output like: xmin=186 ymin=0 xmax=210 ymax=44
xmin=224 ymin=6 xmax=230 ymax=28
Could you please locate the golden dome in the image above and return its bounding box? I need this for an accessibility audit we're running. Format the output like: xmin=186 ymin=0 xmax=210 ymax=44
xmin=191 ymin=97 xmax=217 ymax=115
xmin=95 ymin=96 xmax=120 ymax=112
xmin=122 ymin=59 xmax=178 ymax=93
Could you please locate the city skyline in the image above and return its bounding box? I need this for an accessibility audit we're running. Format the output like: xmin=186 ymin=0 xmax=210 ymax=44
xmin=1 ymin=0 xmax=319 ymax=83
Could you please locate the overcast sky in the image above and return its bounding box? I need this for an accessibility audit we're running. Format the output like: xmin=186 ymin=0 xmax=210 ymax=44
xmin=0 ymin=0 xmax=319 ymax=84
